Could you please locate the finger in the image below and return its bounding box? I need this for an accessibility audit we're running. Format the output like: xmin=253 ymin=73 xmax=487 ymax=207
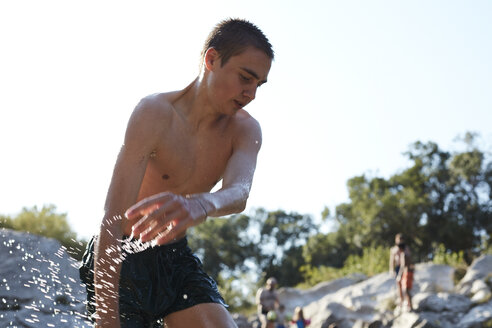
xmin=132 ymin=215 xmax=150 ymax=236
xmin=131 ymin=195 xmax=179 ymax=235
xmin=138 ymin=220 xmax=161 ymax=242
xmin=138 ymin=216 xmax=170 ymax=242
xmin=131 ymin=214 xmax=154 ymax=237
xmin=138 ymin=205 xmax=183 ymax=242
xmin=154 ymin=219 xmax=187 ymax=245
xmin=125 ymin=192 xmax=171 ymax=219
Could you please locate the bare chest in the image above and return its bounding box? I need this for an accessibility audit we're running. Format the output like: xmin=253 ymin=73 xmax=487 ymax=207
xmin=138 ymin=126 xmax=233 ymax=198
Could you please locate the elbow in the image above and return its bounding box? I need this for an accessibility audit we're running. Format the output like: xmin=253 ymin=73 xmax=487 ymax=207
xmin=236 ymin=200 xmax=247 ymax=213
xmin=227 ymin=184 xmax=249 ymax=213
xmin=236 ymin=187 xmax=250 ymax=212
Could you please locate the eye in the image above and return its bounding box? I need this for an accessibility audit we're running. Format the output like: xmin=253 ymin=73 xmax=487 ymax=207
xmin=240 ymin=74 xmax=251 ymax=82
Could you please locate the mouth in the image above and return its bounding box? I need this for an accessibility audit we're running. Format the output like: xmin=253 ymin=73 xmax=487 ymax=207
xmin=233 ymin=100 xmax=244 ymax=110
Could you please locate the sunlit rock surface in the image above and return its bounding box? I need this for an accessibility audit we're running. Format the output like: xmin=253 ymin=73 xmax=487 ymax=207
xmin=2 ymin=229 xmax=492 ymax=328
xmin=0 ymin=229 xmax=91 ymax=327
xmin=276 ymin=259 xmax=492 ymax=328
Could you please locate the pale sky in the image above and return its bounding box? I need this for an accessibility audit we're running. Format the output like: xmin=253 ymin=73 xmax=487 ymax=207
xmin=1 ymin=0 xmax=491 ymax=240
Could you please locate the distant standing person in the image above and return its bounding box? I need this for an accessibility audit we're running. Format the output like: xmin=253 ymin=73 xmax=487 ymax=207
xmin=389 ymin=233 xmax=414 ymax=312
xmin=291 ymin=306 xmax=310 ymax=328
xmin=256 ymin=277 xmax=280 ymax=328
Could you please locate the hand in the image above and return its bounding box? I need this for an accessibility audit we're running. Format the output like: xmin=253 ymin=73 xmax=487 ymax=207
xmin=125 ymin=192 xmax=208 ymax=245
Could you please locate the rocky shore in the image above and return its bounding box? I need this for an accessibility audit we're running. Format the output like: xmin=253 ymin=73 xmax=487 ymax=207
xmin=1 ymin=228 xmax=491 ymax=328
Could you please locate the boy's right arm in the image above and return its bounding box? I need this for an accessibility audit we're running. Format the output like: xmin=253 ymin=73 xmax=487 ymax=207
xmin=93 ymin=99 xmax=160 ymax=326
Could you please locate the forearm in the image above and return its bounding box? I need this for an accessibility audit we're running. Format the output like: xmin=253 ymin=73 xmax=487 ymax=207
xmin=192 ymin=184 xmax=249 ymax=218
xmin=94 ymin=215 xmax=124 ymax=325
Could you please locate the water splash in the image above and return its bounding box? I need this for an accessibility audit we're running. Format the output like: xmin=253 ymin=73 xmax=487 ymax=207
xmin=0 ymin=229 xmax=92 ymax=327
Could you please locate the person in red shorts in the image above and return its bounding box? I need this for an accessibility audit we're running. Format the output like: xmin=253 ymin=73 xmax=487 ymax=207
xmin=391 ymin=233 xmax=414 ymax=312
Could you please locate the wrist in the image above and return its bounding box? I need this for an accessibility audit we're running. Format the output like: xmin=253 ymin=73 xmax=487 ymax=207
xmin=185 ymin=193 xmax=220 ymax=222
xmin=195 ymin=198 xmax=208 ymax=221
xmin=186 ymin=195 xmax=209 ymax=223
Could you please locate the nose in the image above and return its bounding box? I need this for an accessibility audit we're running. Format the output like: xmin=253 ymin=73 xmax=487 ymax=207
xmin=243 ymin=86 xmax=257 ymax=101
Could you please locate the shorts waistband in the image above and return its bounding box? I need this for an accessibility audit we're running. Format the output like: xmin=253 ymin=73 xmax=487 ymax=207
xmin=120 ymin=235 xmax=188 ymax=255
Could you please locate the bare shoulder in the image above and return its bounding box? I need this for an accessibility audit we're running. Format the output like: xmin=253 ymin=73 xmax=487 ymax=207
xmin=131 ymin=92 xmax=176 ymax=124
xmin=123 ymin=92 xmax=179 ymax=150
xmin=231 ymin=109 xmax=262 ymax=146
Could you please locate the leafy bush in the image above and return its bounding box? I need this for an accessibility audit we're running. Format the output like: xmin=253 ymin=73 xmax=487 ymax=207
xmin=0 ymin=205 xmax=87 ymax=261
xmin=431 ymin=243 xmax=467 ymax=284
xmin=431 ymin=243 xmax=466 ymax=267
xmin=300 ymin=246 xmax=389 ymax=288
xmin=343 ymin=246 xmax=389 ymax=276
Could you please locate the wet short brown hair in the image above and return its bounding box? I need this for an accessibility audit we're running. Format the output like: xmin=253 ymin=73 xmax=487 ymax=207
xmin=201 ymin=18 xmax=274 ymax=67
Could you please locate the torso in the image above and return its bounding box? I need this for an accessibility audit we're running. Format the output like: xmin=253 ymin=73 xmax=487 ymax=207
xmin=391 ymin=246 xmax=402 ymax=268
xmin=259 ymin=288 xmax=277 ymax=311
xmin=391 ymin=245 xmax=413 ymax=272
xmin=122 ymin=91 xmax=252 ymax=236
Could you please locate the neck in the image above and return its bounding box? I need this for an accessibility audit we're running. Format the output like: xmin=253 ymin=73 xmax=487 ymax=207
xmin=174 ymin=77 xmax=227 ymax=131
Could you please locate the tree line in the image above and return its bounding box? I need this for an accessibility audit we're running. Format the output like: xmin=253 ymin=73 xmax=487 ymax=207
xmin=2 ymin=133 xmax=491 ymax=312
xmin=0 ymin=204 xmax=87 ymax=260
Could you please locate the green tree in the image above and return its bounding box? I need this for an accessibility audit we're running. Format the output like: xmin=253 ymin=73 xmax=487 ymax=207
xmin=12 ymin=205 xmax=76 ymax=241
xmin=253 ymin=209 xmax=318 ymax=286
xmin=405 ymin=137 xmax=492 ymax=259
xmin=0 ymin=215 xmax=14 ymax=229
xmin=188 ymin=214 xmax=258 ymax=282
xmin=326 ymin=134 xmax=491 ymax=266
xmin=188 ymin=214 xmax=261 ymax=312
xmin=189 ymin=209 xmax=318 ymax=290
xmin=1 ymin=205 xmax=87 ymax=260
xmin=302 ymin=231 xmax=352 ymax=269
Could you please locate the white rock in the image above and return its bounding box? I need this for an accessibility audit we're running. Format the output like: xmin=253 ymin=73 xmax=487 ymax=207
xmin=457 ymin=255 xmax=492 ymax=289
xmin=0 ymin=229 xmax=92 ymax=328
xmin=471 ymin=279 xmax=488 ymax=294
xmin=277 ymin=274 xmax=365 ymax=313
xmin=471 ymin=288 xmax=492 ymax=304
xmin=413 ymin=263 xmax=455 ymax=293
xmin=282 ymin=263 xmax=464 ymax=328
xmin=458 ymin=299 xmax=492 ymax=328
xmin=391 ymin=312 xmax=420 ymax=328
xmin=413 ymin=292 xmax=471 ymax=313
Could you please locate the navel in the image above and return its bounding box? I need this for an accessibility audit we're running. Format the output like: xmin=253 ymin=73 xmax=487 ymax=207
xmin=162 ymin=174 xmax=170 ymax=180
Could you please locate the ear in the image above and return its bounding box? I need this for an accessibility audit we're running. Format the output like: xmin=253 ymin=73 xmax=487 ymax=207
xmin=204 ymin=48 xmax=220 ymax=71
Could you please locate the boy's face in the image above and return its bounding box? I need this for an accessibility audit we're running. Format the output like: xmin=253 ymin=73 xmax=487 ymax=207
xmin=206 ymin=46 xmax=272 ymax=114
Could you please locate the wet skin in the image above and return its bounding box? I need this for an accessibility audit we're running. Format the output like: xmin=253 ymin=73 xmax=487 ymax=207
xmin=94 ymin=46 xmax=272 ymax=327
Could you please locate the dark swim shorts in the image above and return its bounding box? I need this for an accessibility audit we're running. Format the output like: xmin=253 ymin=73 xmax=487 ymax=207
xmin=79 ymin=235 xmax=227 ymax=327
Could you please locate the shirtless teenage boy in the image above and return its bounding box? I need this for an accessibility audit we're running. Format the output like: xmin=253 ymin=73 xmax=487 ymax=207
xmin=80 ymin=19 xmax=273 ymax=327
